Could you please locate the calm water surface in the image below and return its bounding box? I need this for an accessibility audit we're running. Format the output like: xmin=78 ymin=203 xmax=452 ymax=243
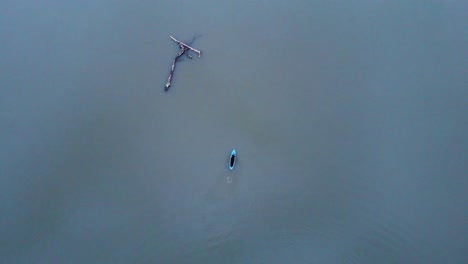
xmin=1 ymin=0 xmax=466 ymax=263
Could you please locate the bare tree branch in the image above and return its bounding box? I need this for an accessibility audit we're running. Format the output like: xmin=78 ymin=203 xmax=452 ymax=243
xmin=165 ymin=36 xmax=202 ymax=91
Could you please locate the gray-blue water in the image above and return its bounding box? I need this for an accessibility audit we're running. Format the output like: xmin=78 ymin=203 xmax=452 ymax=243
xmin=1 ymin=1 xmax=467 ymax=263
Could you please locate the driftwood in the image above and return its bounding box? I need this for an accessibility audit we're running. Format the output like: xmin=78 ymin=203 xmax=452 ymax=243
xmin=165 ymin=36 xmax=202 ymax=91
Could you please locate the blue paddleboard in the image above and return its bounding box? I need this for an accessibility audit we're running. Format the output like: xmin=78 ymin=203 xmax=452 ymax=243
xmin=229 ymin=149 xmax=237 ymax=170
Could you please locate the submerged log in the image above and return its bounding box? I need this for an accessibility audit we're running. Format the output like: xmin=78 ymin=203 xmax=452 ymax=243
xmin=165 ymin=36 xmax=202 ymax=91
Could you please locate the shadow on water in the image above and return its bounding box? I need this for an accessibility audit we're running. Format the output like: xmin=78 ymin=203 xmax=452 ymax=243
xmin=186 ymin=33 xmax=203 ymax=46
